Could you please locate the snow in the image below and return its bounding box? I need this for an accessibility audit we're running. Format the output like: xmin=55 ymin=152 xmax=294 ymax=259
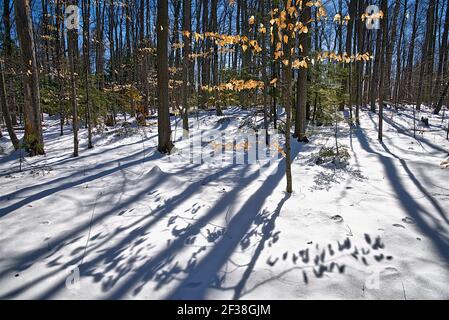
xmin=0 ymin=105 xmax=448 ymax=299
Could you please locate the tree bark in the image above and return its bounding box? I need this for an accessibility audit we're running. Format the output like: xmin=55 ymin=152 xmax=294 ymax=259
xmin=393 ymin=0 xmax=408 ymax=107
xmin=434 ymin=79 xmax=449 ymax=115
xmin=182 ymin=0 xmax=191 ymax=134
xmin=68 ymin=1 xmax=79 ymax=157
xmin=95 ymin=0 xmax=105 ymax=93
xmin=157 ymin=0 xmax=173 ymax=153
xmin=378 ymin=0 xmax=388 ymax=141
xmin=405 ymin=0 xmax=420 ymax=101
xmin=3 ymin=0 xmax=17 ymax=126
xmin=370 ymin=20 xmax=382 ymax=113
xmin=283 ymin=0 xmax=293 ymax=194
xmin=211 ymin=0 xmax=222 ymax=116
xmin=260 ymin=0 xmax=269 ymax=144
xmin=295 ymin=5 xmax=310 ymax=141
xmin=14 ymin=0 xmax=44 ymax=155
xmin=416 ymin=0 xmax=436 ymax=111
xmin=200 ymin=0 xmax=210 ymax=108
xmin=434 ymin=0 xmax=449 ymax=114
xmin=385 ymin=0 xmax=401 ymax=99
xmin=0 ymin=61 xmax=19 ymax=150
xmin=83 ymin=0 xmax=93 ymax=148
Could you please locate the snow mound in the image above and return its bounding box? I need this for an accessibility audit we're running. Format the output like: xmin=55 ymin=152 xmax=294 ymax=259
xmin=145 ymin=165 xmax=168 ymax=179
xmin=144 ymin=165 xmax=183 ymax=186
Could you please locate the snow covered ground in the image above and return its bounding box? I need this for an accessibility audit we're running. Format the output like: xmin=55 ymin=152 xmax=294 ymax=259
xmin=0 ymin=105 xmax=448 ymax=299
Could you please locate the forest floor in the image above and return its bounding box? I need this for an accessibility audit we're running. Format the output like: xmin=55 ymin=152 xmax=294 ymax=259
xmin=0 ymin=104 xmax=448 ymax=299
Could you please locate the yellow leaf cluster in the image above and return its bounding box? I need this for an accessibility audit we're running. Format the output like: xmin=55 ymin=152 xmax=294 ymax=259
xmin=292 ymin=59 xmax=308 ymax=69
xmin=316 ymin=51 xmax=373 ymax=63
xmin=202 ymin=79 xmax=264 ymax=92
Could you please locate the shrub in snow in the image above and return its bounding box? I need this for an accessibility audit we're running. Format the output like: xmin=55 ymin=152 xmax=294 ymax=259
xmin=315 ymin=145 xmax=350 ymax=168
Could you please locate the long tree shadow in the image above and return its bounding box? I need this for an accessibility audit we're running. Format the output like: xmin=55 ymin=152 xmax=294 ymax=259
xmin=104 ymin=170 xmax=278 ymax=298
xmin=232 ymin=193 xmax=290 ymax=299
xmin=60 ymin=144 xmax=297 ymax=299
xmin=379 ymin=112 xmax=448 ymax=155
xmin=33 ymin=162 xmax=250 ymax=299
xmin=0 ymin=148 xmax=162 ymax=218
xmin=380 ymin=139 xmax=448 ymax=224
xmin=355 ymin=128 xmax=449 ymax=266
xmin=0 ymin=136 xmax=152 ymax=177
xmin=0 ymin=164 xmax=168 ymax=289
xmin=0 ymin=159 xmax=222 ymax=298
xmin=164 ymin=144 xmax=302 ymax=300
xmin=0 ymin=148 xmax=22 ymax=167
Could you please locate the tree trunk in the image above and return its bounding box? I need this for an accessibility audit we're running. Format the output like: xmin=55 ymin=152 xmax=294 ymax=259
xmin=240 ymin=0 xmax=249 ymax=75
xmin=170 ymin=0 xmax=181 ymax=68
xmin=201 ymin=0 xmax=210 ymax=108
xmin=108 ymin=0 xmax=117 ymax=125
xmin=345 ymin=0 xmax=357 ymax=115
xmin=157 ymin=0 xmax=173 ymax=153
xmin=211 ymin=0 xmax=222 ymax=116
xmin=370 ymin=24 xmax=382 ymax=112
xmin=354 ymin=0 xmax=365 ymax=125
xmin=55 ymin=0 xmax=65 ymax=135
xmin=385 ymin=0 xmax=401 ymax=100
xmin=182 ymin=0 xmax=191 ymax=134
xmin=95 ymin=0 xmax=105 ymax=91
xmin=295 ymin=4 xmax=310 ymax=141
xmin=67 ymin=1 xmax=79 ymax=157
xmin=260 ymin=0 xmax=269 ymax=144
xmin=0 ymin=61 xmax=19 ymax=150
xmin=378 ymin=0 xmax=388 ymax=141
xmin=83 ymin=0 xmax=93 ymax=148
xmin=3 ymin=0 xmax=17 ymax=126
xmin=405 ymin=0 xmax=420 ymax=101
xmin=14 ymin=0 xmax=44 ymax=155
xmin=233 ymin=0 xmax=240 ymax=70
xmin=416 ymin=1 xmax=436 ymax=111
xmin=434 ymin=79 xmax=449 ymax=114
xmin=393 ymin=0 xmax=408 ymax=107
xmin=434 ymin=0 xmax=449 ymax=114
xmin=283 ymin=0 xmax=293 ymax=194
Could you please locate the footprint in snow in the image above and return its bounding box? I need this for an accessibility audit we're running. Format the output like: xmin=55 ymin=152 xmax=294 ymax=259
xmin=330 ymin=215 xmax=344 ymax=223
xmin=401 ymin=217 xmax=415 ymax=224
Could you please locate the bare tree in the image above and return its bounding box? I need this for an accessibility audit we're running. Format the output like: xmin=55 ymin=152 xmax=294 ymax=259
xmin=157 ymin=0 xmax=173 ymax=153
xmin=67 ymin=1 xmax=79 ymax=157
xmin=182 ymin=0 xmax=191 ymax=134
xmin=282 ymin=0 xmax=293 ymax=194
xmin=295 ymin=4 xmax=311 ymax=142
xmin=0 ymin=60 xmax=19 ymax=150
xmin=82 ymin=0 xmax=93 ymax=148
xmin=14 ymin=0 xmax=44 ymax=155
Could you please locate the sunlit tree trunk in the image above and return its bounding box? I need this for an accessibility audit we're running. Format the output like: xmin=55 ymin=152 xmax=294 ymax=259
xmin=182 ymin=0 xmax=192 ymax=134
xmin=68 ymin=0 xmax=79 ymax=157
xmin=283 ymin=0 xmax=293 ymax=194
xmin=14 ymin=0 xmax=44 ymax=155
xmin=295 ymin=4 xmax=310 ymax=141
